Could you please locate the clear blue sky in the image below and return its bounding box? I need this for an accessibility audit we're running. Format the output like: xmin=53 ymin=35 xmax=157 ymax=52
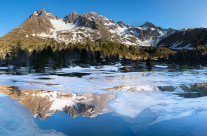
xmin=0 ymin=0 xmax=207 ymax=36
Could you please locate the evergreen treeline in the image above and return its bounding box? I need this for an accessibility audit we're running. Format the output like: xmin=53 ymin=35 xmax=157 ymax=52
xmin=0 ymin=41 xmax=152 ymax=71
xmin=168 ymin=49 xmax=207 ymax=66
xmin=3 ymin=40 xmax=204 ymax=71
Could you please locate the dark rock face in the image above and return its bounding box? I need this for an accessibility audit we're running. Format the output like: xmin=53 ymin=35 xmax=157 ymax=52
xmin=63 ymin=103 xmax=95 ymax=118
xmin=117 ymin=21 xmax=126 ymax=27
xmin=63 ymin=11 xmax=80 ymax=23
xmin=63 ymin=105 xmax=80 ymax=118
xmin=127 ymin=23 xmax=174 ymax=44
xmin=140 ymin=21 xmax=157 ymax=29
xmin=63 ymin=11 xmax=108 ymax=30
xmin=76 ymin=16 xmax=96 ymax=29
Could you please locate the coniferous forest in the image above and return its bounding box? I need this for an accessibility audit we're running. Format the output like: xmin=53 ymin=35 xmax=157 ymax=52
xmin=0 ymin=40 xmax=170 ymax=70
xmin=1 ymin=40 xmax=207 ymax=71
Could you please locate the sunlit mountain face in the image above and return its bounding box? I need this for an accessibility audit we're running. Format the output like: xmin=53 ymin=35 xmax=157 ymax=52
xmin=2 ymin=8 xmax=207 ymax=51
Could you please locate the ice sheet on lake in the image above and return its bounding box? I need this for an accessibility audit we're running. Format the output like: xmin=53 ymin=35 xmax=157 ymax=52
xmin=0 ymin=93 xmax=65 ymax=136
xmin=1 ymin=66 xmax=207 ymax=125
xmin=1 ymin=66 xmax=207 ymax=94
xmin=109 ymin=90 xmax=207 ymax=125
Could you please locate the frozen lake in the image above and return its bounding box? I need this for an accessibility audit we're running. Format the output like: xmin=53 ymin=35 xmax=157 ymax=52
xmin=0 ymin=65 xmax=207 ymax=136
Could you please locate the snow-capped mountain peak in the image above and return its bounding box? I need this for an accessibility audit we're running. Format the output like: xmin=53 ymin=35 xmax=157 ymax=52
xmin=140 ymin=21 xmax=157 ymax=30
xmin=1 ymin=9 xmax=178 ymax=47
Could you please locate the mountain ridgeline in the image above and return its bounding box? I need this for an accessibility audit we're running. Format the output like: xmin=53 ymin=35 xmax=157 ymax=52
xmin=1 ymin=8 xmax=207 ymax=51
xmin=0 ymin=8 xmax=207 ymax=69
xmin=0 ymin=8 xmax=174 ymax=51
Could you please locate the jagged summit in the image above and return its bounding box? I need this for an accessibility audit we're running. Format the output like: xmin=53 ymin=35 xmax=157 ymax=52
xmin=28 ymin=8 xmax=55 ymax=20
xmin=30 ymin=8 xmax=49 ymax=16
xmin=117 ymin=21 xmax=126 ymax=27
xmin=89 ymin=11 xmax=98 ymax=14
xmin=139 ymin=21 xmax=158 ymax=30
xmin=142 ymin=21 xmax=155 ymax=26
xmin=71 ymin=11 xmax=78 ymax=14
xmin=63 ymin=11 xmax=80 ymax=23
xmin=37 ymin=8 xmax=47 ymax=13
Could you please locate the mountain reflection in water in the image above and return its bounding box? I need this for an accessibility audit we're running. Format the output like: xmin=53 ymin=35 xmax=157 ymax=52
xmin=0 ymin=86 xmax=114 ymax=120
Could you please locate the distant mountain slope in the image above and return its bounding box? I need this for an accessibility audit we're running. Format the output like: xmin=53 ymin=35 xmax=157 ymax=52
xmin=157 ymin=28 xmax=207 ymax=49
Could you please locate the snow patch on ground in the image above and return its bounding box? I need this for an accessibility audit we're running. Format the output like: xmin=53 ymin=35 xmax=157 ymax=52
xmin=170 ymin=41 xmax=183 ymax=49
xmin=50 ymin=19 xmax=76 ymax=31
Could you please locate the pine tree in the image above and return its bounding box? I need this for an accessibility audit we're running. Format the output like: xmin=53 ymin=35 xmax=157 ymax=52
xmin=146 ymin=57 xmax=152 ymax=70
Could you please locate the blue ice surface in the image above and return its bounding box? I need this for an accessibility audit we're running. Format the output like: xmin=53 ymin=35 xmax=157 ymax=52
xmin=0 ymin=93 xmax=64 ymax=136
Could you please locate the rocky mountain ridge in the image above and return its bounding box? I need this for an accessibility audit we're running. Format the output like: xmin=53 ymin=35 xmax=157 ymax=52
xmin=0 ymin=8 xmax=207 ymax=50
